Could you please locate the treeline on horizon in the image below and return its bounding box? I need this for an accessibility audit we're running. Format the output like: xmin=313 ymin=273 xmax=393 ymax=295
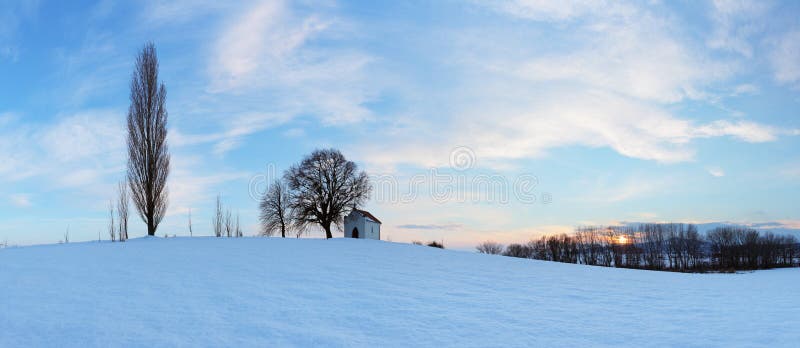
xmin=477 ymin=223 xmax=799 ymax=272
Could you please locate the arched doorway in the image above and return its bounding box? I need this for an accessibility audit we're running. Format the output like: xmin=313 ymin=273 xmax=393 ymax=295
xmin=352 ymin=227 xmax=359 ymax=238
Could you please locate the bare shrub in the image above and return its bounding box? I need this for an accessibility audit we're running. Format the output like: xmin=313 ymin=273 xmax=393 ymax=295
xmin=476 ymin=241 xmax=504 ymax=255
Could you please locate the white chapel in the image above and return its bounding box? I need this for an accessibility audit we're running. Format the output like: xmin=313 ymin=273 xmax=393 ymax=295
xmin=343 ymin=209 xmax=382 ymax=240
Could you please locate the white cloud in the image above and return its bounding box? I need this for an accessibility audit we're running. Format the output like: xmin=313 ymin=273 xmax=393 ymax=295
xmin=462 ymin=91 xmax=699 ymax=163
xmin=507 ymin=6 xmax=729 ymax=104
xmin=353 ymin=1 xmax=788 ymax=171
xmin=39 ymin=113 xmax=124 ymax=163
xmin=207 ymin=0 xmax=376 ymax=125
xmin=170 ymin=112 xmax=293 ymax=155
xmin=283 ymin=127 xmax=306 ymax=138
xmin=707 ymin=167 xmax=726 ymax=177
xmin=9 ymin=194 xmax=32 ymax=207
xmin=142 ymin=0 xmax=231 ymax=25
xmin=578 ymin=175 xmax=670 ymax=203
xmin=731 ymin=83 xmax=759 ymax=96
xmin=706 ymin=0 xmax=770 ymax=57
xmin=0 ymin=112 xmax=17 ymax=127
xmin=693 ymin=120 xmax=777 ymax=143
xmin=770 ymin=29 xmax=800 ymax=84
xmin=359 ymin=87 xmax=785 ymax=170
xmin=166 ymin=155 xmax=250 ymax=217
xmin=0 ymin=0 xmax=39 ymax=61
xmin=781 ymin=163 xmax=800 ymax=179
xmin=210 ymin=1 xmax=329 ymax=87
xmin=0 ymin=110 xmax=125 ymax=184
xmin=479 ymin=0 xmax=622 ymax=22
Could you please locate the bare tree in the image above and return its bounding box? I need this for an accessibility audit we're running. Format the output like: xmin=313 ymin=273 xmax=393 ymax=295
xmin=127 ymin=42 xmax=170 ymax=236
xmin=212 ymin=194 xmax=223 ymax=237
xmin=235 ymin=212 xmax=243 ymax=237
xmin=476 ymin=241 xmax=504 ymax=255
xmin=504 ymin=243 xmax=534 ymax=258
xmin=499 ymin=223 xmax=798 ymax=272
xmin=284 ymin=149 xmax=371 ymax=239
xmin=108 ymin=200 xmax=116 ymax=242
xmin=225 ymin=209 xmax=233 ymax=238
xmin=188 ymin=208 xmax=193 ymax=237
xmin=117 ymin=181 xmax=129 ymax=241
xmin=259 ymin=179 xmax=292 ymax=238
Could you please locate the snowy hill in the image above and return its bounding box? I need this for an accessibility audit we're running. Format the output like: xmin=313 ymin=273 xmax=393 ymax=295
xmin=1 ymin=237 xmax=798 ymax=347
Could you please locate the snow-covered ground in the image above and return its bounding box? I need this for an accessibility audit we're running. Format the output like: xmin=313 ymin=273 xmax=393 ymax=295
xmin=1 ymin=237 xmax=797 ymax=347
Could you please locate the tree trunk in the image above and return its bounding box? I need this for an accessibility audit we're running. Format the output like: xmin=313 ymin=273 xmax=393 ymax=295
xmin=148 ymin=219 xmax=155 ymax=236
xmin=323 ymin=223 xmax=332 ymax=239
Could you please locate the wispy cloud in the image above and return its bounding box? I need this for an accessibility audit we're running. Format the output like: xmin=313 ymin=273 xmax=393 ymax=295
xmin=210 ymin=1 xmax=328 ymax=89
xmin=693 ymin=120 xmax=778 ymax=143
xmin=142 ymin=0 xmax=231 ymax=25
xmin=0 ymin=110 xmax=125 ymax=184
xmin=595 ymin=176 xmax=670 ymax=203
xmin=731 ymin=83 xmax=759 ymax=96
xmin=780 ymin=163 xmax=800 ymax=179
xmin=397 ymin=224 xmax=463 ymax=230
xmin=207 ymin=0 xmax=376 ymax=125
xmin=170 ymin=112 xmax=293 ymax=155
xmin=9 ymin=193 xmax=32 ymax=207
xmin=353 ymin=0 xmax=791 ymax=171
xmin=478 ymin=0 xmax=622 ymax=22
xmin=706 ymin=0 xmax=770 ymax=57
xmin=770 ymin=29 xmax=800 ymax=85
xmin=707 ymin=167 xmax=726 ymax=177
xmin=0 ymin=0 xmax=39 ymax=61
xmin=166 ymin=155 xmax=251 ymax=217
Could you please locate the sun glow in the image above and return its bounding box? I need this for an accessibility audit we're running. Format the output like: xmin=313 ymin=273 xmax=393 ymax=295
xmin=615 ymin=235 xmax=629 ymax=244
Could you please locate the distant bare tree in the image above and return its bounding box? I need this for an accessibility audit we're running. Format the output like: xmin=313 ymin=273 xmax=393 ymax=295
xmin=188 ymin=208 xmax=193 ymax=237
xmin=225 ymin=209 xmax=233 ymax=238
xmin=235 ymin=212 xmax=243 ymax=237
xmin=476 ymin=241 xmax=504 ymax=255
xmin=259 ymin=179 xmax=292 ymax=238
xmin=575 ymin=227 xmax=601 ymax=265
xmin=127 ymin=42 xmax=170 ymax=236
xmin=284 ymin=149 xmax=371 ymax=239
xmin=504 ymin=243 xmax=534 ymax=258
xmin=500 ymin=223 xmax=797 ymax=272
xmin=117 ymin=181 xmax=129 ymax=241
xmin=108 ymin=200 xmax=116 ymax=242
xmin=641 ymin=223 xmax=666 ymax=269
xmin=685 ymin=226 xmax=703 ymax=269
xmin=212 ymin=194 xmax=223 ymax=237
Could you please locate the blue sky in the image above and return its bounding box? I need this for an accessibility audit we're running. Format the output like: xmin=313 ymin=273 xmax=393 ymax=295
xmin=1 ymin=0 xmax=799 ymax=248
